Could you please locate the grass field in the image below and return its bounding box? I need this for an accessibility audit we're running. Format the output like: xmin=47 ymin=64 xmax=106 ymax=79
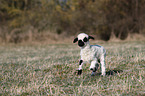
xmin=0 ymin=41 xmax=145 ymax=96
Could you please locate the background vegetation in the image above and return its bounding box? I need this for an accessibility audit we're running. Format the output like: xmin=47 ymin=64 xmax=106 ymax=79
xmin=0 ymin=0 xmax=145 ymax=43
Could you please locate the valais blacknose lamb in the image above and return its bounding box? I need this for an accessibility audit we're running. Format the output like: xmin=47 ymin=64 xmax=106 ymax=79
xmin=73 ymin=33 xmax=106 ymax=76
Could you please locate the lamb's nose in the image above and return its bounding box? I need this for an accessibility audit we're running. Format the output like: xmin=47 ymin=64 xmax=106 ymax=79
xmin=78 ymin=40 xmax=84 ymax=47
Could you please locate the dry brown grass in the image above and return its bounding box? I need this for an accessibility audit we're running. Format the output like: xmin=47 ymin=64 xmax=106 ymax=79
xmin=0 ymin=41 xmax=145 ymax=95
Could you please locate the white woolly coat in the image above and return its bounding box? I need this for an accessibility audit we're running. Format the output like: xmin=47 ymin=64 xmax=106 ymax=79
xmin=80 ymin=42 xmax=106 ymax=63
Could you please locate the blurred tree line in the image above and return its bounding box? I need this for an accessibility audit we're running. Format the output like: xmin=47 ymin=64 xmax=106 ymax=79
xmin=0 ymin=0 xmax=145 ymax=43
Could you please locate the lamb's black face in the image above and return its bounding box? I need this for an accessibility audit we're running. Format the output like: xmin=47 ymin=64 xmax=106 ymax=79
xmin=78 ymin=37 xmax=88 ymax=47
xmin=73 ymin=33 xmax=95 ymax=48
xmin=78 ymin=40 xmax=84 ymax=47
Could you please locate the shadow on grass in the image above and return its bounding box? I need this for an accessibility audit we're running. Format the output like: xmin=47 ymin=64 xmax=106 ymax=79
xmin=74 ymin=69 xmax=123 ymax=76
xmin=95 ymin=69 xmax=123 ymax=76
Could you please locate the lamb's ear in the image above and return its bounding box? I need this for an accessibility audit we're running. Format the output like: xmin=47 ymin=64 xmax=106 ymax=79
xmin=73 ymin=38 xmax=78 ymax=43
xmin=89 ymin=36 xmax=95 ymax=40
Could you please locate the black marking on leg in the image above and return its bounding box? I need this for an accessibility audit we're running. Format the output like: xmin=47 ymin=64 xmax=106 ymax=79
xmin=93 ymin=67 xmax=97 ymax=72
xmin=98 ymin=59 xmax=100 ymax=63
xmin=90 ymin=68 xmax=93 ymax=70
xmin=90 ymin=67 xmax=97 ymax=72
xmin=79 ymin=60 xmax=83 ymax=65
xmin=78 ymin=69 xmax=82 ymax=75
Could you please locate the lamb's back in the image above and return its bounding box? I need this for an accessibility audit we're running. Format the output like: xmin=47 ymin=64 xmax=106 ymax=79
xmin=91 ymin=45 xmax=106 ymax=58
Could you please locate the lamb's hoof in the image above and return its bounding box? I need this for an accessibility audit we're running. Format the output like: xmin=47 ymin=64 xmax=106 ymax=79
xmin=77 ymin=70 xmax=82 ymax=75
xmin=91 ymin=72 xmax=96 ymax=76
xmin=91 ymin=74 xmax=95 ymax=76
xmin=101 ymin=74 xmax=106 ymax=77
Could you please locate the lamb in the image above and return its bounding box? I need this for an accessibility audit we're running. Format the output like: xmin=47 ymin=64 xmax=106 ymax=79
xmin=73 ymin=33 xmax=106 ymax=76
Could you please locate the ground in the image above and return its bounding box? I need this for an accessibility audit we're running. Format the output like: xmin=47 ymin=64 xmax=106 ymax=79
xmin=0 ymin=41 xmax=145 ymax=95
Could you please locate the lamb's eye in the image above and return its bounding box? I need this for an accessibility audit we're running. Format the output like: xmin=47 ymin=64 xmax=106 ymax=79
xmin=83 ymin=37 xmax=88 ymax=42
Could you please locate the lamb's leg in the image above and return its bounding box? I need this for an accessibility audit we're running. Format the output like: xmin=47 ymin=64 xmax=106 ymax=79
xmin=100 ymin=55 xmax=106 ymax=76
xmin=78 ymin=60 xmax=83 ymax=75
xmin=90 ymin=60 xmax=98 ymax=76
